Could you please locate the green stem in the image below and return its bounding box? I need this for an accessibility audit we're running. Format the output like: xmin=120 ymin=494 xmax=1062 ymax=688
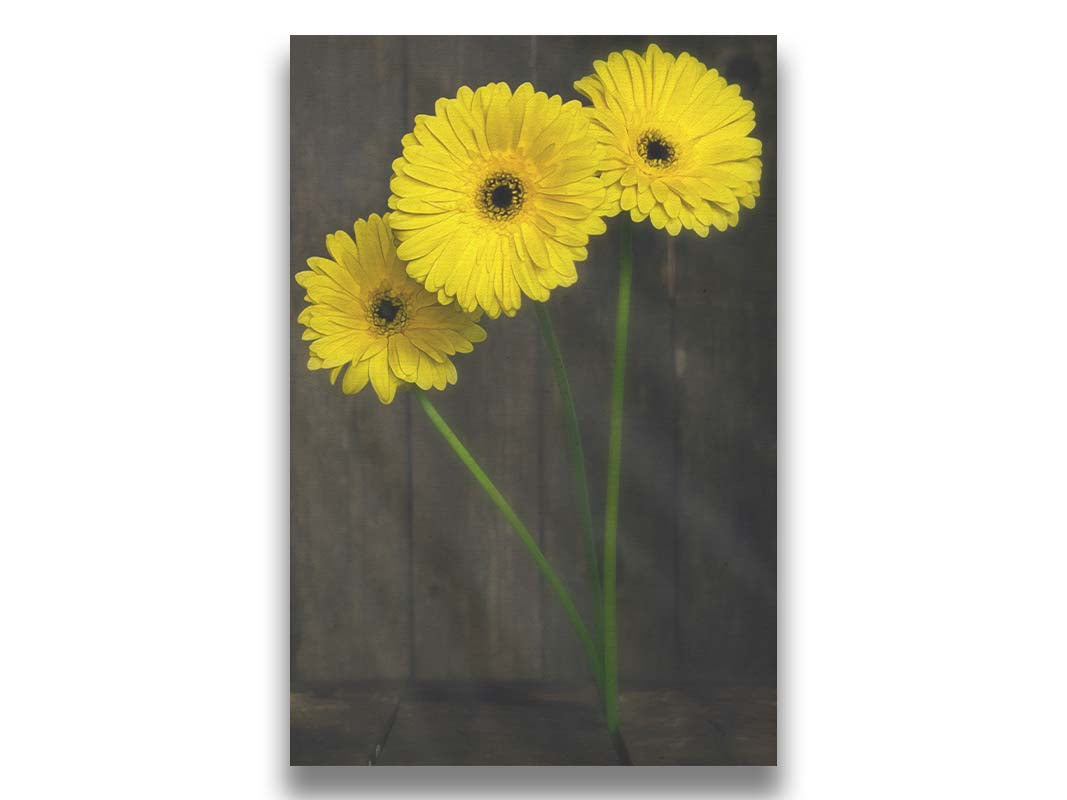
xmin=603 ymin=219 xmax=633 ymax=739
xmin=533 ymin=302 xmax=602 ymax=644
xmin=414 ymin=389 xmax=604 ymax=691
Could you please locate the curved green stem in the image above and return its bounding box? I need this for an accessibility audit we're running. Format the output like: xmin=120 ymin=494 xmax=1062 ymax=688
xmin=533 ymin=302 xmax=602 ymax=644
xmin=414 ymin=389 xmax=604 ymax=691
xmin=603 ymin=219 xmax=633 ymax=738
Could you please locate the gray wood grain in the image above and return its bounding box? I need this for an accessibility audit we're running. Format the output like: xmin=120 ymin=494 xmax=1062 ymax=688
xmin=674 ymin=36 xmax=777 ymax=681
xmin=290 ymin=36 xmax=413 ymax=680
xmin=290 ymin=35 xmax=777 ymax=687
xmin=531 ymin=37 xmax=615 ymax=681
xmin=291 ymin=685 xmax=776 ymax=765
xmin=406 ymin=37 xmax=545 ymax=680
xmin=290 ymin=687 xmax=400 ymax=765
xmin=376 ymin=684 xmax=616 ymax=765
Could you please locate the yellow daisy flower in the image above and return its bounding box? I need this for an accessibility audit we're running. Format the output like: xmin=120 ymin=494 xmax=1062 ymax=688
xmin=296 ymin=214 xmax=487 ymax=404
xmin=387 ymin=82 xmax=608 ymax=318
xmin=574 ymin=44 xmax=762 ymax=237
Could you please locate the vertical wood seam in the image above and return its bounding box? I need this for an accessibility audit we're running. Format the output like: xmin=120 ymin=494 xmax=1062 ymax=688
xmin=530 ymin=34 xmax=546 ymax=682
xmin=668 ymin=236 xmax=682 ymax=679
xmin=402 ymin=35 xmax=416 ymax=682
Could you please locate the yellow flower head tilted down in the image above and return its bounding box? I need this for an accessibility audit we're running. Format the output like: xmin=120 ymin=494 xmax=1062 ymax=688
xmin=574 ymin=44 xmax=762 ymax=237
xmin=388 ymin=82 xmax=608 ymax=318
xmin=296 ymin=214 xmax=487 ymax=404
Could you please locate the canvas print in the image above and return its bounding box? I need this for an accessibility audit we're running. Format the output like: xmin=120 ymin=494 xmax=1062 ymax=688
xmin=291 ymin=35 xmax=776 ymax=765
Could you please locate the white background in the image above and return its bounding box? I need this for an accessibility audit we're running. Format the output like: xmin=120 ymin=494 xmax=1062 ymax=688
xmin=3 ymin=2 xmax=1065 ymax=797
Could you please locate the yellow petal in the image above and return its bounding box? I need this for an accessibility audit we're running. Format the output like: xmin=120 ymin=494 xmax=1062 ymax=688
xmin=415 ymin=355 xmax=435 ymax=391
xmin=368 ymin=351 xmax=397 ymax=404
xmin=485 ymin=84 xmax=514 ymax=153
xmin=649 ymin=205 xmax=668 ymax=229
xmin=431 ymin=362 xmax=448 ymax=391
xmin=637 ymin=188 xmax=655 ymax=215
xmin=396 ymin=334 xmax=421 ymax=380
xmin=342 ymin=359 xmax=371 ymax=394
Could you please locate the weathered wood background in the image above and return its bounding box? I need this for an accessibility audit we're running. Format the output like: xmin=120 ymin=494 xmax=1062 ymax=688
xmin=291 ymin=36 xmax=776 ymax=687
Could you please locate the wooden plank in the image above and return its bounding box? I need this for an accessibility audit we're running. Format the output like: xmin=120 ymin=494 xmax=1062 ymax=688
xmin=617 ymin=220 xmax=681 ymax=681
xmin=406 ymin=37 xmax=546 ymax=680
xmin=376 ymin=684 xmax=614 ymax=765
xmin=530 ymin=37 xmax=613 ymax=682
xmin=674 ymin=37 xmax=778 ymax=682
xmin=534 ymin=37 xmax=685 ymax=682
xmin=620 ymin=686 xmax=776 ymax=765
xmin=357 ymin=683 xmax=776 ymax=765
xmin=290 ymin=36 xmax=413 ymax=681
xmin=290 ymin=687 xmax=401 ymax=765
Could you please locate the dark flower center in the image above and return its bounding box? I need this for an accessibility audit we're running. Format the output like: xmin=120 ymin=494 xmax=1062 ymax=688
xmin=368 ymin=290 xmax=408 ymax=333
xmin=646 ymin=139 xmax=670 ymax=162
xmin=375 ymin=298 xmax=400 ymax=323
xmin=637 ymin=130 xmax=677 ymax=168
xmin=478 ymin=172 xmax=525 ymax=221
xmin=491 ymin=184 xmax=514 ymax=209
